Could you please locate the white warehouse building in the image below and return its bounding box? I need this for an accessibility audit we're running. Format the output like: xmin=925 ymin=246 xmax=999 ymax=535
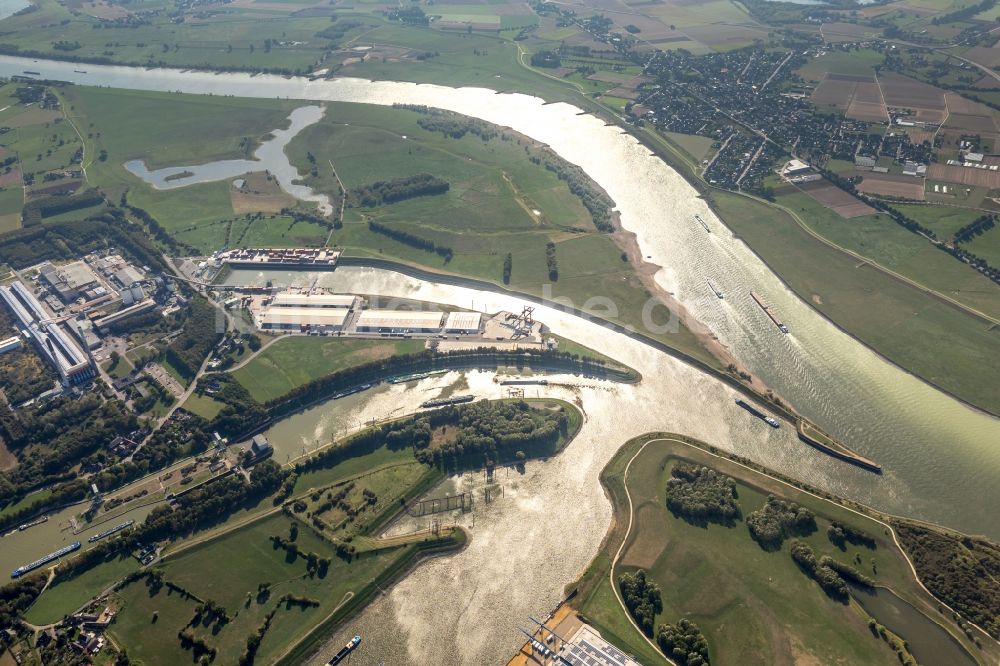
xmin=269 ymin=293 xmax=357 ymax=309
xmin=444 ymin=311 xmax=483 ymax=334
xmin=354 ymin=310 xmax=444 ymax=333
xmin=260 ymin=307 xmax=348 ymax=332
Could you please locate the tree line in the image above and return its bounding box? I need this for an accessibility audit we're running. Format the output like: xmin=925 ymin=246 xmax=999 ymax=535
xmin=546 ymin=242 xmax=558 ymax=281
xmin=350 ymin=173 xmax=450 ymax=207
xmin=367 ymin=220 xmax=454 ymax=262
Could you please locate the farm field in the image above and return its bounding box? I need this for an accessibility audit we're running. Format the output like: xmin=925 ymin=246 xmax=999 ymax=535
xmin=108 ymin=511 xmax=408 ymax=666
xmin=572 ymin=434 xmax=988 ymax=666
xmin=714 ymin=190 xmax=1000 ymax=414
xmin=232 ymin=337 xmax=426 ymax=402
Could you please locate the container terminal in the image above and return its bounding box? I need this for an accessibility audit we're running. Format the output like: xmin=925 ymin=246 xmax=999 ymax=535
xmin=750 ymin=291 xmax=789 ymax=333
xmin=12 ymin=541 xmax=81 ymax=578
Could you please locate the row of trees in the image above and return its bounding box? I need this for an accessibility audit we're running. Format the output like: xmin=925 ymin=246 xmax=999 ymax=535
xmin=665 ymin=464 xmax=740 ymax=526
xmin=411 ymin=112 xmax=499 ymax=141
xmin=21 ymin=188 xmax=105 ymax=227
xmin=827 ymin=520 xmax=876 ymax=551
xmin=545 ymin=242 xmax=558 ymax=281
xmin=530 ymin=155 xmax=616 ymax=232
xmin=790 ymin=540 xmax=849 ymax=601
xmin=351 ymin=173 xmax=449 ymax=207
xmin=954 ymin=214 xmax=996 ymax=244
xmin=367 ymin=220 xmax=454 ymax=262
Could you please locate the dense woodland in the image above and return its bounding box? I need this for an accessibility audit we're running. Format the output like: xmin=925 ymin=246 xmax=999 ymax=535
xmin=657 ymin=619 xmax=710 ymax=666
xmin=163 ymin=296 xmax=223 ymax=381
xmin=895 ymin=523 xmax=1000 ymax=639
xmin=296 ymin=399 xmax=570 ymax=473
xmin=0 ymin=212 xmax=167 ymax=273
xmin=745 ymin=495 xmax=816 ymax=550
xmin=618 ymin=569 xmax=662 ymax=636
xmin=664 ymin=463 xmax=740 ymax=526
xmin=0 ymin=396 xmax=138 ymax=504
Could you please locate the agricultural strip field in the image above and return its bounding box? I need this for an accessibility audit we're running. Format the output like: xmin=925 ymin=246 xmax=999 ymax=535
xmin=232 ymin=337 xmax=427 ymax=402
xmin=572 ymin=434 xmax=988 ymax=666
xmin=712 ymin=189 xmax=1000 ymax=414
xmin=107 ymin=511 xmax=410 ymax=666
xmin=796 ymin=180 xmax=876 ymax=218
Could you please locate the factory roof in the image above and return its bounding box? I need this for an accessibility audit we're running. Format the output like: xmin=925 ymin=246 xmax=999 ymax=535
xmin=355 ymin=310 xmax=444 ymax=330
xmin=444 ymin=311 xmax=482 ymax=331
xmin=261 ymin=307 xmax=348 ymax=327
xmin=114 ymin=265 xmax=145 ymax=287
xmin=270 ymin=293 xmax=356 ymax=308
xmin=42 ymin=261 xmax=98 ymax=290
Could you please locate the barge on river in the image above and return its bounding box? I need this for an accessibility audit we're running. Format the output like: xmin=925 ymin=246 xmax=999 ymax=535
xmin=750 ymin=291 xmax=788 ymax=334
xmin=88 ymin=519 xmax=135 ymax=543
xmin=325 ymin=635 xmax=361 ymax=665
xmin=12 ymin=541 xmax=81 ymax=578
xmin=735 ymin=398 xmax=780 ymax=428
xmin=420 ymin=394 xmax=475 ymax=408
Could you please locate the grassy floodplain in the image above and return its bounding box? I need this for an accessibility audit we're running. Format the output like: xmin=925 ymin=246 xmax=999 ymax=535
xmin=572 ymin=434 xmax=992 ymax=666
xmin=232 ymin=337 xmax=426 ymax=402
xmin=710 ymin=189 xmax=1000 ymax=414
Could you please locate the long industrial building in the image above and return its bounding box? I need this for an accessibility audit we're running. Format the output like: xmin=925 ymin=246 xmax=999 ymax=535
xmin=269 ymin=293 xmax=356 ymax=309
xmin=260 ymin=307 xmax=348 ymax=332
xmin=354 ymin=310 xmax=445 ymax=333
xmin=217 ymin=248 xmax=341 ymax=269
xmin=0 ymin=281 xmax=95 ymax=385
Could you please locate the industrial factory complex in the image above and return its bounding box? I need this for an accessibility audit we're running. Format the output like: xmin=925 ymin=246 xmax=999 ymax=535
xmin=0 ymin=280 xmax=95 ymax=385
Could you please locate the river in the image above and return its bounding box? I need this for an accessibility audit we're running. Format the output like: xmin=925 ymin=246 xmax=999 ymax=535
xmin=0 ymin=55 xmax=998 ymax=662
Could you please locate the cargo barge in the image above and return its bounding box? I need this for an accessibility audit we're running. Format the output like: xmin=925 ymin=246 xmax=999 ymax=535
xmin=12 ymin=541 xmax=81 ymax=578
xmin=500 ymin=379 xmax=549 ymax=386
xmin=326 ymin=635 xmax=361 ymax=665
xmin=695 ymin=214 xmax=711 ymax=233
xmin=388 ymin=370 xmax=446 ymax=384
xmin=750 ymin=291 xmax=788 ymax=333
xmin=88 ymin=519 xmax=135 ymax=543
xmin=330 ymin=384 xmax=372 ymax=400
xmin=19 ymin=516 xmax=48 ymax=531
xmin=420 ymin=394 xmax=475 ymax=408
xmin=707 ymin=279 xmax=724 ymax=299
xmin=735 ymin=398 xmax=780 ymax=428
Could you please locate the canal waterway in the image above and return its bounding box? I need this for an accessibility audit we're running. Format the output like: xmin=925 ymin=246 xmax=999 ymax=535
xmin=123 ymin=104 xmax=332 ymax=214
xmin=0 ymin=55 xmax=997 ymax=663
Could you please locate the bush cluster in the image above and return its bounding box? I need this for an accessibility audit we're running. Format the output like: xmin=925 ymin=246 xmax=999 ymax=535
xmin=665 ymin=463 xmax=740 ymax=526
